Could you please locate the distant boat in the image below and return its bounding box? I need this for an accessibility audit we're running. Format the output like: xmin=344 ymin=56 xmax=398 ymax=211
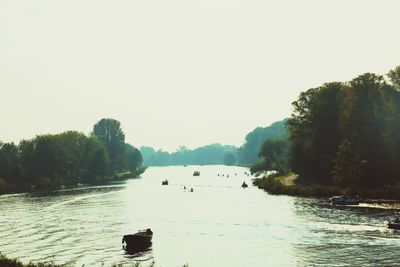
xmin=162 ymin=179 xmax=168 ymax=185
xmin=241 ymin=182 xmax=248 ymax=188
xmin=193 ymin=171 xmax=200 ymax=176
xmin=122 ymin=229 xmax=153 ymax=253
xmin=329 ymin=195 xmax=361 ymax=205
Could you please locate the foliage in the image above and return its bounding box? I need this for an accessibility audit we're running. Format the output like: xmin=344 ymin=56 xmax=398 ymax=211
xmin=287 ymin=66 xmax=400 ymax=189
xmin=250 ymin=140 xmax=288 ymax=175
xmin=125 ymin=144 xmax=143 ymax=172
xmin=0 ymin=252 xmax=63 ymax=267
xmin=223 ymin=152 xmax=236 ymax=166
xmin=92 ymin=118 xmax=126 ymax=173
xmin=0 ymin=177 xmax=8 ymax=194
xmin=0 ymin=118 xmax=144 ymax=194
xmin=237 ymin=120 xmax=289 ymax=165
xmin=140 ymin=144 xmax=237 ymax=166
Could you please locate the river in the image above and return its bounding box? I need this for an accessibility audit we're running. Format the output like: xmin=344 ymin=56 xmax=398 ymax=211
xmin=1 ymin=165 xmax=400 ymax=266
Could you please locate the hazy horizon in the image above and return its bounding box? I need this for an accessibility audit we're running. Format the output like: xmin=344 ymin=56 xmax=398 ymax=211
xmin=1 ymin=0 xmax=400 ymax=151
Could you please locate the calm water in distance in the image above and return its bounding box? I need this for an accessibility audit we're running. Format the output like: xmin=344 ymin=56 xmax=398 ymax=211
xmin=1 ymin=165 xmax=400 ymax=266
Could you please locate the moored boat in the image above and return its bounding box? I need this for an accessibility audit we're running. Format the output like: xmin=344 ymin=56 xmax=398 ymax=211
xmin=329 ymin=195 xmax=361 ymax=205
xmin=122 ymin=229 xmax=153 ymax=253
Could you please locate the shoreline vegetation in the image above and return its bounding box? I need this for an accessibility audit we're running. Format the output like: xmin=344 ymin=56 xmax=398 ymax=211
xmin=251 ymin=65 xmax=400 ymax=200
xmin=254 ymin=172 xmax=400 ymax=200
xmin=0 ymin=118 xmax=145 ymax=196
xmin=0 ymin=252 xmax=189 ymax=267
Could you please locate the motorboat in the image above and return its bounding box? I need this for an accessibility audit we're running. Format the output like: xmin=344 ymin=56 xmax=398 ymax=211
xmin=388 ymin=218 xmax=400 ymax=230
xmin=329 ymin=195 xmax=361 ymax=205
xmin=388 ymin=222 xmax=400 ymax=230
xmin=122 ymin=229 xmax=153 ymax=253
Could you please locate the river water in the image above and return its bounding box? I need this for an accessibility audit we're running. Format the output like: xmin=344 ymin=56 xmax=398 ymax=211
xmin=1 ymin=165 xmax=400 ymax=266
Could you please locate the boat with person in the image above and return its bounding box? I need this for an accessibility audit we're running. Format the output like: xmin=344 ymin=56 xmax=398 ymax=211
xmin=122 ymin=228 xmax=153 ymax=253
xmin=329 ymin=195 xmax=361 ymax=205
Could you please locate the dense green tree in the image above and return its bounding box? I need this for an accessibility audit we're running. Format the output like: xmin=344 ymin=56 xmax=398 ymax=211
xmin=92 ymin=118 xmax=125 ymax=173
xmin=238 ymin=120 xmax=288 ymax=165
xmin=125 ymin=144 xmax=142 ymax=172
xmin=387 ymin=66 xmax=400 ymax=91
xmin=288 ymin=83 xmax=342 ymax=182
xmin=0 ymin=142 xmax=21 ymax=183
xmin=0 ymin=119 xmax=144 ymax=194
xmin=333 ymin=139 xmax=363 ymax=187
xmin=250 ymin=140 xmax=287 ymax=175
xmin=288 ymin=66 xmax=400 ymax=188
xmin=81 ymin=136 xmax=110 ymax=182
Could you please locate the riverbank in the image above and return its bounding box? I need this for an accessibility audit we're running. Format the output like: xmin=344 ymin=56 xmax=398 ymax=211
xmin=0 ymin=253 xmax=62 ymax=267
xmin=0 ymin=167 xmax=147 ymax=196
xmin=0 ymin=253 xmax=189 ymax=267
xmin=253 ymin=173 xmax=400 ymax=200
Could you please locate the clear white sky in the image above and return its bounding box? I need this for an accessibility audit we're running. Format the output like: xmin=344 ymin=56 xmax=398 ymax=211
xmin=1 ymin=0 xmax=400 ymax=151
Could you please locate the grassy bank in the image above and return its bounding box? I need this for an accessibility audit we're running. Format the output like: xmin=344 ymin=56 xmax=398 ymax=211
xmin=0 ymin=253 xmax=62 ymax=267
xmin=253 ymin=173 xmax=400 ymax=200
xmin=0 ymin=253 xmax=188 ymax=267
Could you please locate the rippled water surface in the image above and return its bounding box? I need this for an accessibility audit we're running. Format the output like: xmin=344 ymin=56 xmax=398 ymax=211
xmin=1 ymin=165 xmax=400 ymax=266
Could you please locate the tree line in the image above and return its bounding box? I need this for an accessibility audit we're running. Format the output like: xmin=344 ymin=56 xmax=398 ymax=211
xmin=140 ymin=120 xmax=288 ymax=167
xmin=140 ymin=144 xmax=238 ymax=166
xmin=0 ymin=118 xmax=143 ymax=194
xmin=252 ymin=65 xmax=400 ymax=191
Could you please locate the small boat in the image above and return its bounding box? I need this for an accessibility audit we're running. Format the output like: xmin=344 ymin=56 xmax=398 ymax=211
xmin=162 ymin=179 xmax=168 ymax=185
xmin=241 ymin=182 xmax=248 ymax=188
xmin=388 ymin=222 xmax=400 ymax=230
xmin=388 ymin=217 xmax=400 ymax=230
xmin=122 ymin=229 xmax=153 ymax=253
xmin=329 ymin=195 xmax=361 ymax=205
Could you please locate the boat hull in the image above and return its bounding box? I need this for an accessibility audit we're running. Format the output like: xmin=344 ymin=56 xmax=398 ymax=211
xmin=388 ymin=222 xmax=400 ymax=230
xmin=329 ymin=196 xmax=360 ymax=206
xmin=330 ymin=200 xmax=360 ymax=205
xmin=122 ymin=234 xmax=152 ymax=253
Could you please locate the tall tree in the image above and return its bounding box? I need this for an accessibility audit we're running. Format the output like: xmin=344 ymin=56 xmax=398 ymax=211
xmin=92 ymin=118 xmax=125 ymax=173
xmin=238 ymin=120 xmax=288 ymax=165
xmin=250 ymin=140 xmax=287 ymax=175
xmin=125 ymin=144 xmax=142 ymax=172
